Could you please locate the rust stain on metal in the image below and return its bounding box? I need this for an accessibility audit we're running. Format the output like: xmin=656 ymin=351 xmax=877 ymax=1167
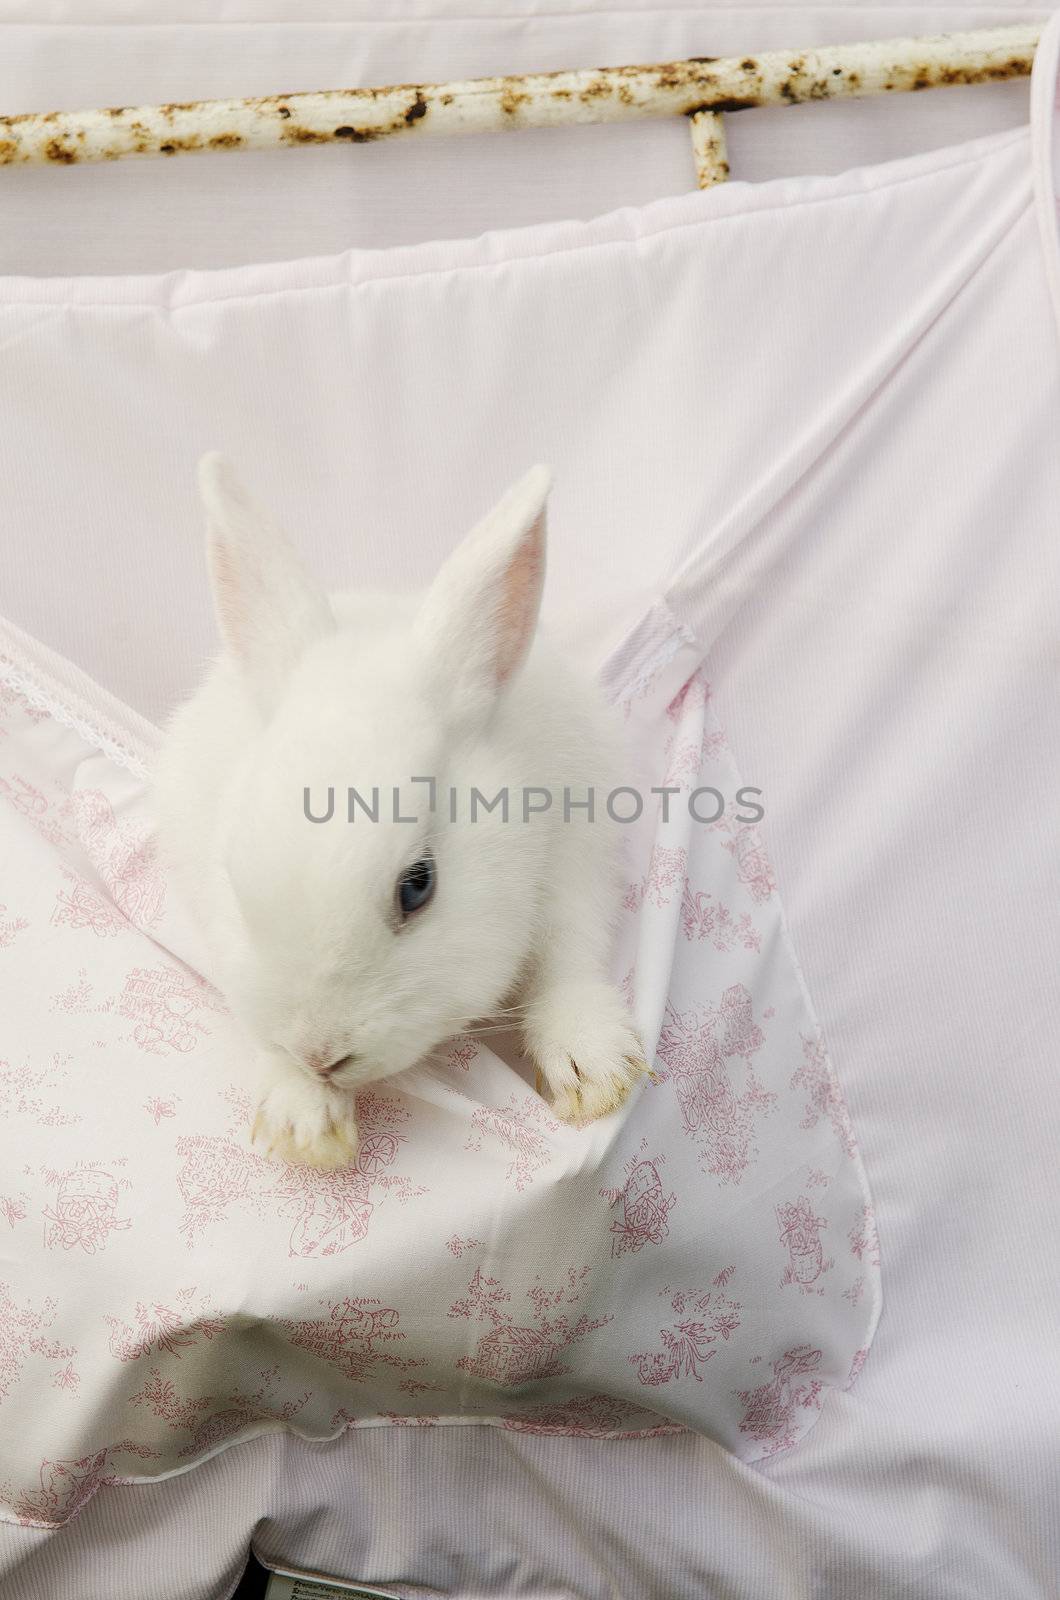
xmin=678 ymin=63 xmax=718 ymax=87
xmin=685 ymin=97 xmax=757 ymax=117
xmin=499 ymin=78 xmax=530 ymax=116
xmin=0 ymin=25 xmax=1040 ymax=167
xmin=282 ymin=125 xmax=332 ymax=144
xmin=578 ymin=75 xmax=616 ymax=103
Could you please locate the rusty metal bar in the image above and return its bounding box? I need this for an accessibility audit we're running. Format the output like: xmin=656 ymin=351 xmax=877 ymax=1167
xmin=0 ymin=21 xmax=1040 ymax=183
xmin=689 ymin=110 xmax=729 ymax=189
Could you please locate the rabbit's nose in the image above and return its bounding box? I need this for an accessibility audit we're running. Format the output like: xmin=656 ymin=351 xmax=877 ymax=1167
xmin=320 ymin=1053 xmax=358 ymax=1077
xmin=304 ymin=1045 xmax=358 ymax=1076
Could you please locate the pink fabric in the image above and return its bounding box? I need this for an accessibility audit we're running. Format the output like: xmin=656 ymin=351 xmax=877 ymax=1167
xmin=0 ymin=1 xmax=1058 ymax=1595
xmin=0 ymin=602 xmax=879 ymax=1524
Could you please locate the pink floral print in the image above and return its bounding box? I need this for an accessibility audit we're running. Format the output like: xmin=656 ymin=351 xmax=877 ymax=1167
xmin=776 ymin=1196 xmax=834 ymax=1293
xmin=655 ymin=986 xmax=778 ymax=1183
xmin=630 ymin=1282 xmax=743 ymax=1385
xmin=278 ymin=1298 xmax=417 ymax=1385
xmin=105 ymin=1288 xmax=226 ymax=1363
xmin=7 ymin=1450 xmax=116 ymax=1527
xmin=599 ymin=1144 xmax=677 ymax=1257
xmin=42 ymin=1166 xmax=132 ymax=1254
xmin=67 ymin=790 xmax=166 ymax=931
xmin=0 ymin=773 xmax=77 ymax=849
xmin=500 ymin=1392 xmax=681 ymax=1438
xmin=445 ymin=1235 xmax=485 ymax=1258
xmin=466 ymin=1092 xmax=561 ymax=1191
xmin=737 ymin=1346 xmax=824 ymax=1454
xmin=445 ymin=1037 xmax=478 ymax=1072
xmin=679 ymin=882 xmax=761 ymax=952
xmin=849 ymin=1204 xmax=881 ymax=1268
xmin=116 ymin=965 xmax=222 ymax=1056
xmin=0 ymin=906 xmax=28 ymax=948
xmin=791 ymin=1033 xmax=859 ymax=1159
xmin=451 ymin=1264 xmax=611 ymax=1387
xmin=130 ymin=1364 xmax=313 ymax=1460
xmin=52 ymin=872 xmax=125 ymax=939
xmin=176 ymin=1089 xmax=426 ymax=1255
xmin=0 ymin=649 xmax=879 ymax=1526
xmin=623 ymin=843 xmax=688 ymax=913
xmin=0 ymin=1055 xmax=82 ymax=1128
xmin=143 ymin=1097 xmax=179 ymax=1125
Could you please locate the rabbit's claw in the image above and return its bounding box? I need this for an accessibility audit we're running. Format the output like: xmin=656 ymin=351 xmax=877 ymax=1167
xmin=525 ymin=982 xmax=652 ymax=1126
xmin=251 ymin=1074 xmax=359 ymax=1170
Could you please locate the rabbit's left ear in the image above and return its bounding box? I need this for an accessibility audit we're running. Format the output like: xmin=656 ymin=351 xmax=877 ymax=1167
xmin=198 ymin=452 xmax=335 ymax=716
xmin=415 ymin=464 xmax=550 ymax=731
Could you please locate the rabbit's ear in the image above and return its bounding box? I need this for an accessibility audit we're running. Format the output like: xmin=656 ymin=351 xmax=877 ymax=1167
xmin=415 ymin=464 xmax=551 ymax=731
xmin=198 ymin=452 xmax=334 ymax=715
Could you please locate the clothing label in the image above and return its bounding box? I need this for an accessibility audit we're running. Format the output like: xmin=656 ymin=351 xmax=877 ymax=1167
xmin=263 ymin=1570 xmax=402 ymax=1600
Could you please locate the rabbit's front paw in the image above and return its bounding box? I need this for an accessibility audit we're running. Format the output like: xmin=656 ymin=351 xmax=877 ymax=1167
xmin=524 ymin=981 xmax=653 ymax=1126
xmin=251 ymin=1074 xmax=359 ymax=1170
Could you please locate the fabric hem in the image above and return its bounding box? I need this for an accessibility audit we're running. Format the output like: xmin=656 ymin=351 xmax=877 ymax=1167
xmin=0 ymin=1412 xmax=690 ymax=1534
xmin=0 ymin=617 xmax=158 ymax=776
xmin=0 ymin=124 xmax=1031 ymax=311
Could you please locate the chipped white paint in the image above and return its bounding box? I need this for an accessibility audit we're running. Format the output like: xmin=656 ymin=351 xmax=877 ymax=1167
xmin=0 ymin=21 xmax=1041 ymax=185
xmin=689 ymin=110 xmax=729 ymax=189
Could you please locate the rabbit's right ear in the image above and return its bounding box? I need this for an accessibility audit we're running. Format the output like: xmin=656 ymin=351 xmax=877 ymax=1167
xmin=198 ymin=452 xmax=335 ymax=716
xmin=414 ymin=464 xmax=551 ymax=737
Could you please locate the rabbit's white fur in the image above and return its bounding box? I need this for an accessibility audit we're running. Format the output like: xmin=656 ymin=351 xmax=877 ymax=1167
xmin=152 ymin=454 xmax=648 ymax=1169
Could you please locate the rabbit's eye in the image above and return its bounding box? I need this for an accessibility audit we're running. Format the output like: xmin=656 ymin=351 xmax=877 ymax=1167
xmin=397 ymin=854 xmax=436 ymax=920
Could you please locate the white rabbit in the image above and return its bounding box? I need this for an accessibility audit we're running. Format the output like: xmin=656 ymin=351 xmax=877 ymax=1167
xmin=151 ymin=454 xmax=649 ymax=1169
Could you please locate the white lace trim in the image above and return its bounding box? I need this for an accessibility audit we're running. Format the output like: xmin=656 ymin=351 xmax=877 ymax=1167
xmin=0 ymin=656 xmax=151 ymax=782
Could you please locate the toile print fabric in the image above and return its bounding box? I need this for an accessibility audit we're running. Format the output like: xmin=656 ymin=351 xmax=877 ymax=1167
xmin=0 ymin=604 xmax=879 ymax=1530
xmin=1 ymin=0 xmax=1058 ymax=1591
